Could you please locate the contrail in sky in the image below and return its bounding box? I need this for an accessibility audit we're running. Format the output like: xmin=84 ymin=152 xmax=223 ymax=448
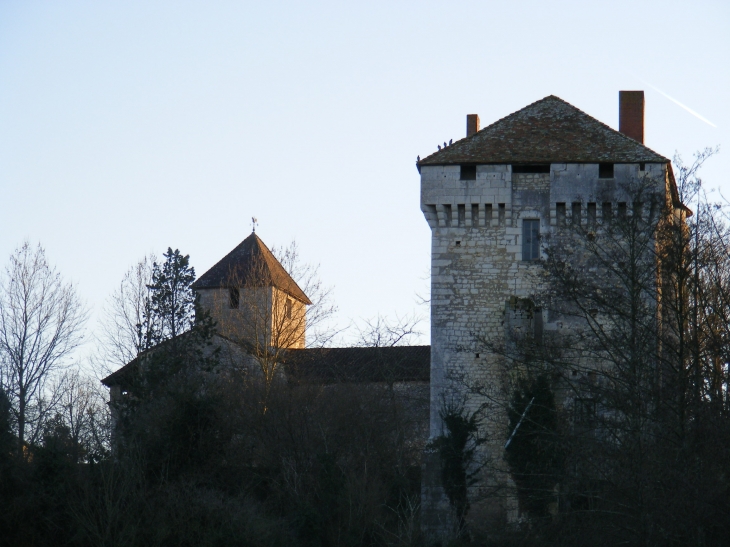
xmin=638 ymin=79 xmax=717 ymax=128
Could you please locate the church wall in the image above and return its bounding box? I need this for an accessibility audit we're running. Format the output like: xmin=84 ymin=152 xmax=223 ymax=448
xmin=197 ymin=286 xmax=306 ymax=349
xmin=270 ymin=286 xmax=306 ymax=349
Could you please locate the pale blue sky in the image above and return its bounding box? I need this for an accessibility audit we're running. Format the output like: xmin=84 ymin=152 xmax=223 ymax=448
xmin=1 ymin=0 xmax=728 ymax=354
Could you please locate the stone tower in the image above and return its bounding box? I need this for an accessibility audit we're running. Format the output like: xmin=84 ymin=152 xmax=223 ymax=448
xmin=192 ymin=232 xmax=311 ymax=349
xmin=417 ymin=92 xmax=683 ymax=533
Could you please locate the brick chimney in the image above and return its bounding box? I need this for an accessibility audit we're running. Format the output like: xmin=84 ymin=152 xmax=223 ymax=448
xmin=466 ymin=114 xmax=480 ymax=138
xmin=619 ymin=91 xmax=644 ymax=144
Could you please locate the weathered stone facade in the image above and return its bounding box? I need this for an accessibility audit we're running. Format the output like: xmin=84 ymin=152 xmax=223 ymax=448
xmin=417 ymin=92 xmax=678 ymax=537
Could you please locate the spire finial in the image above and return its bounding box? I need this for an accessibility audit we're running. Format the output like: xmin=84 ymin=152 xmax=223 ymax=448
xmin=252 ymin=217 xmax=258 ymax=233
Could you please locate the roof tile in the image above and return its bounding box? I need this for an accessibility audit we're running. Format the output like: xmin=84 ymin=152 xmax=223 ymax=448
xmin=419 ymin=95 xmax=667 ymax=166
xmin=192 ymin=233 xmax=311 ymax=304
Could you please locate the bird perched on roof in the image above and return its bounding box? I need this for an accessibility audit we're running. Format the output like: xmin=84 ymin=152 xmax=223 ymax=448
xmin=437 ymin=145 xmax=441 ymax=150
xmin=417 ymin=155 xmax=420 ymax=162
xmin=449 ymin=139 xmax=453 ymax=145
xmin=444 ymin=142 xmax=447 ymax=148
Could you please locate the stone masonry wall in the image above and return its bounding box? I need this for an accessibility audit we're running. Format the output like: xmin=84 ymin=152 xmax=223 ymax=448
xmin=420 ymin=161 xmax=669 ymax=533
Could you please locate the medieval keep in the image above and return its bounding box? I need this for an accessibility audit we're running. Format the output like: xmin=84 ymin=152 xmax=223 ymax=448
xmin=102 ymin=90 xmax=684 ymax=536
xmin=417 ymin=91 xmax=683 ymax=531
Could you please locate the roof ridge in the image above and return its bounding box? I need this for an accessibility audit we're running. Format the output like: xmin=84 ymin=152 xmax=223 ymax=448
xmin=193 ymin=232 xmax=312 ymax=304
xmin=541 ymin=95 xmax=665 ymax=159
xmin=252 ymin=234 xmax=312 ymax=305
xmin=418 ymin=94 xmax=667 ymax=166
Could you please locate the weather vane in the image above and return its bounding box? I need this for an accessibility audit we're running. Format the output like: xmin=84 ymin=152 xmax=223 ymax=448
xmin=252 ymin=217 xmax=258 ymax=233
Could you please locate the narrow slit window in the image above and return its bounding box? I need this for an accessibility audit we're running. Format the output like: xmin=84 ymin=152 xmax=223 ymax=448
xmin=443 ymin=204 xmax=452 ymax=227
xmin=460 ymin=165 xmax=477 ymax=180
xmin=618 ymin=202 xmax=627 ymax=219
xmin=457 ymin=204 xmax=466 ymax=227
xmin=534 ymin=308 xmax=543 ymax=343
xmin=522 ymin=219 xmax=540 ymax=261
xmin=556 ymin=203 xmax=566 ymax=226
xmin=498 ymin=203 xmax=506 ymax=225
xmin=471 ymin=204 xmax=479 ymax=226
xmin=285 ymin=299 xmax=292 ymax=320
xmin=485 ymin=204 xmax=493 ymax=225
xmin=229 ymin=287 xmax=240 ymax=309
xmin=598 ymin=163 xmax=614 ymax=179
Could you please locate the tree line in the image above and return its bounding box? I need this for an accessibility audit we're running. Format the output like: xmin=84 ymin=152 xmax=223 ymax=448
xmin=0 ymin=242 xmax=427 ymax=547
xmin=2 ymin=151 xmax=729 ymax=546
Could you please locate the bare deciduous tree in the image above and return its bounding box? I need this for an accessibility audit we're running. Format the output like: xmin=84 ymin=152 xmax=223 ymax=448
xmin=0 ymin=242 xmax=87 ymax=450
xmin=94 ymin=254 xmax=156 ymax=376
xmin=53 ymin=369 xmax=112 ymax=462
xmin=469 ymin=153 xmax=730 ymax=545
xmin=354 ymin=313 xmax=422 ymax=348
xmin=271 ymin=240 xmax=339 ymax=348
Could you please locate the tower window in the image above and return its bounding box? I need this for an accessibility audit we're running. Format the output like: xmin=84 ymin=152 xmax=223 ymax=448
xmin=229 ymin=287 xmax=240 ymax=309
xmin=460 ymin=165 xmax=477 ymax=180
xmin=522 ymin=219 xmax=540 ymax=261
xmin=285 ymin=299 xmax=293 ymax=320
xmin=598 ymin=163 xmax=614 ymax=179
xmin=534 ymin=308 xmax=543 ymax=342
xmin=556 ymin=203 xmax=566 ymax=226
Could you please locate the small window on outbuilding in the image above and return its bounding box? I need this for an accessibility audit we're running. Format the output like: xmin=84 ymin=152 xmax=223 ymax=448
xmin=229 ymin=287 xmax=240 ymax=309
xmin=598 ymin=163 xmax=614 ymax=179
xmin=285 ymin=299 xmax=293 ymax=320
xmin=460 ymin=165 xmax=477 ymax=180
xmin=522 ymin=219 xmax=540 ymax=261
